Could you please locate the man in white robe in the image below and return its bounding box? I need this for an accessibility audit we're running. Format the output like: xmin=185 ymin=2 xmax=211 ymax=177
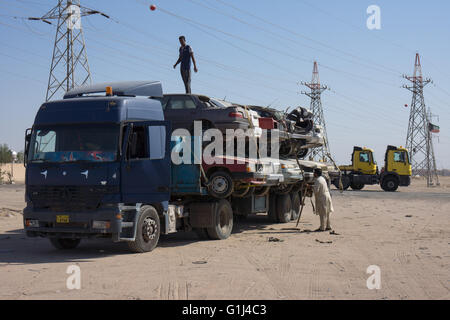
xmin=312 ymin=168 xmax=334 ymax=231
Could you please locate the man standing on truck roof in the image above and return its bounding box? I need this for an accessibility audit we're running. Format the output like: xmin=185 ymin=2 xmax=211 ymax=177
xmin=173 ymin=36 xmax=198 ymax=94
xmin=311 ymin=168 xmax=334 ymax=232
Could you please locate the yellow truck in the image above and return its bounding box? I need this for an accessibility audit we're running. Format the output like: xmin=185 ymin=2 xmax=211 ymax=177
xmin=331 ymin=146 xmax=412 ymax=192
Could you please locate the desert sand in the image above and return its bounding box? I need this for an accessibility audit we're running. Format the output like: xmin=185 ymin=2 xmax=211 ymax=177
xmin=0 ymin=177 xmax=449 ymax=300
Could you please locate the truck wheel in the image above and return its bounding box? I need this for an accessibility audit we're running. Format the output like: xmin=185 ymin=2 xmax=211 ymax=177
xmin=276 ymin=194 xmax=292 ymax=223
xmin=207 ymin=171 xmax=234 ymax=199
xmin=290 ymin=192 xmax=301 ymax=221
xmin=381 ymin=177 xmax=399 ymax=192
xmin=128 ymin=206 xmax=160 ymax=253
xmin=333 ymin=180 xmax=340 ymax=189
xmin=207 ymin=200 xmax=233 ymax=240
xmin=193 ymin=228 xmax=211 ymax=240
xmin=49 ymin=238 xmax=81 ymax=250
xmin=341 ymin=176 xmax=350 ymax=190
xmin=268 ymin=193 xmax=278 ymax=223
xmin=351 ymin=182 xmax=365 ymax=190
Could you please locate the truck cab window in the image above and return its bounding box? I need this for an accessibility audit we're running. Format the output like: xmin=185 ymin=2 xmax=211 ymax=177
xmin=394 ymin=151 xmax=406 ymax=163
xmin=359 ymin=152 xmax=370 ymax=163
xmin=130 ymin=126 xmax=148 ymax=159
xmin=148 ymin=126 xmax=166 ymax=160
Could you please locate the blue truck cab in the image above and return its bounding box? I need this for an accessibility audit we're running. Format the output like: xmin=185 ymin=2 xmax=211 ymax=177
xmin=23 ymin=81 xmax=182 ymax=252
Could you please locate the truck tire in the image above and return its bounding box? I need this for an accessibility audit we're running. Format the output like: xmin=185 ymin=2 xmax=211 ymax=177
xmin=207 ymin=171 xmax=234 ymax=199
xmin=49 ymin=238 xmax=81 ymax=250
xmin=127 ymin=206 xmax=160 ymax=253
xmin=351 ymin=182 xmax=365 ymax=190
xmin=290 ymin=192 xmax=301 ymax=221
xmin=268 ymin=193 xmax=278 ymax=223
xmin=381 ymin=176 xmax=399 ymax=192
xmin=206 ymin=200 xmax=233 ymax=240
xmin=341 ymin=176 xmax=350 ymax=190
xmin=276 ymin=194 xmax=292 ymax=223
xmin=193 ymin=228 xmax=211 ymax=240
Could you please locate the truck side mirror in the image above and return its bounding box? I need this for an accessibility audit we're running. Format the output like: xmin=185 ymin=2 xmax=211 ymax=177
xmin=24 ymin=129 xmax=31 ymax=167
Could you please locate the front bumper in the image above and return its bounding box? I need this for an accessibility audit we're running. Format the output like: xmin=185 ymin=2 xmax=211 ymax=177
xmin=23 ymin=205 xmax=122 ymax=239
xmin=231 ymin=172 xmax=284 ymax=186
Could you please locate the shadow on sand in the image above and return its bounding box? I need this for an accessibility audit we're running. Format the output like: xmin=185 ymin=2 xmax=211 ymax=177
xmin=0 ymin=214 xmax=305 ymax=265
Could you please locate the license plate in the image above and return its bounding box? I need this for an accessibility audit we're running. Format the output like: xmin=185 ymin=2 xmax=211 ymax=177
xmin=56 ymin=215 xmax=70 ymax=223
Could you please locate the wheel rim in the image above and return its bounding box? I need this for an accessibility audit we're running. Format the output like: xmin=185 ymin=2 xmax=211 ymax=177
xmin=387 ymin=181 xmax=395 ymax=189
xmin=142 ymin=217 xmax=157 ymax=242
xmin=211 ymin=176 xmax=228 ymax=195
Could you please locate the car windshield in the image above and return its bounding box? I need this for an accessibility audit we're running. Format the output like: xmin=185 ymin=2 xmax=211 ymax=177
xmin=29 ymin=124 xmax=119 ymax=163
xmin=210 ymin=98 xmax=236 ymax=108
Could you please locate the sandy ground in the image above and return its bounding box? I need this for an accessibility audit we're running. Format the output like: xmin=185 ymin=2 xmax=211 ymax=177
xmin=0 ymin=177 xmax=449 ymax=300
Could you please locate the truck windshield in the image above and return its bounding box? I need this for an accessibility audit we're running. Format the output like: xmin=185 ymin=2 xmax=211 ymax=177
xmin=29 ymin=124 xmax=119 ymax=163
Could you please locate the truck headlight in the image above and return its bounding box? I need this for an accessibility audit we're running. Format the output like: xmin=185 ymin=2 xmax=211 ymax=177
xmin=25 ymin=219 xmax=39 ymax=227
xmin=92 ymin=221 xmax=111 ymax=229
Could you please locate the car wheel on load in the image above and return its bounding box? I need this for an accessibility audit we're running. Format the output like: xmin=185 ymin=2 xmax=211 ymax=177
xmin=207 ymin=171 xmax=234 ymax=199
xmin=127 ymin=206 xmax=160 ymax=253
xmin=232 ymin=184 xmax=250 ymax=198
xmin=296 ymin=148 xmax=308 ymax=159
xmin=207 ymin=200 xmax=233 ymax=240
xmin=49 ymin=238 xmax=81 ymax=250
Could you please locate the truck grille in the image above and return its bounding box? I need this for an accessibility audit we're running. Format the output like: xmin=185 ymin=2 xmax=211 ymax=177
xmin=28 ymin=185 xmax=119 ymax=212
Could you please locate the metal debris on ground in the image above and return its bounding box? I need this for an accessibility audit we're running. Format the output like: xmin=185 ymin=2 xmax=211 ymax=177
xmin=268 ymin=237 xmax=284 ymax=242
xmin=192 ymin=261 xmax=207 ymax=264
xmin=329 ymin=230 xmax=340 ymax=235
xmin=315 ymin=239 xmax=332 ymax=244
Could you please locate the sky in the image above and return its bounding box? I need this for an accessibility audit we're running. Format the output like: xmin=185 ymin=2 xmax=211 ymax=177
xmin=0 ymin=0 xmax=449 ymax=167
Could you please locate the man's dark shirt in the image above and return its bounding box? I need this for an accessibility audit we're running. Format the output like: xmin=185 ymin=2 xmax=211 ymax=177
xmin=179 ymin=45 xmax=193 ymax=71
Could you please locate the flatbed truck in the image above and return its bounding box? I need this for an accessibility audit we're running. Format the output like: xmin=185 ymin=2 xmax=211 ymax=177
xmin=23 ymin=81 xmax=324 ymax=252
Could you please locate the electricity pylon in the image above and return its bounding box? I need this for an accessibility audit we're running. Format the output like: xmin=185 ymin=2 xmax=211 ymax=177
xmin=29 ymin=1 xmax=109 ymax=101
xmin=301 ymin=61 xmax=330 ymax=162
xmin=403 ymin=53 xmax=440 ymax=187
